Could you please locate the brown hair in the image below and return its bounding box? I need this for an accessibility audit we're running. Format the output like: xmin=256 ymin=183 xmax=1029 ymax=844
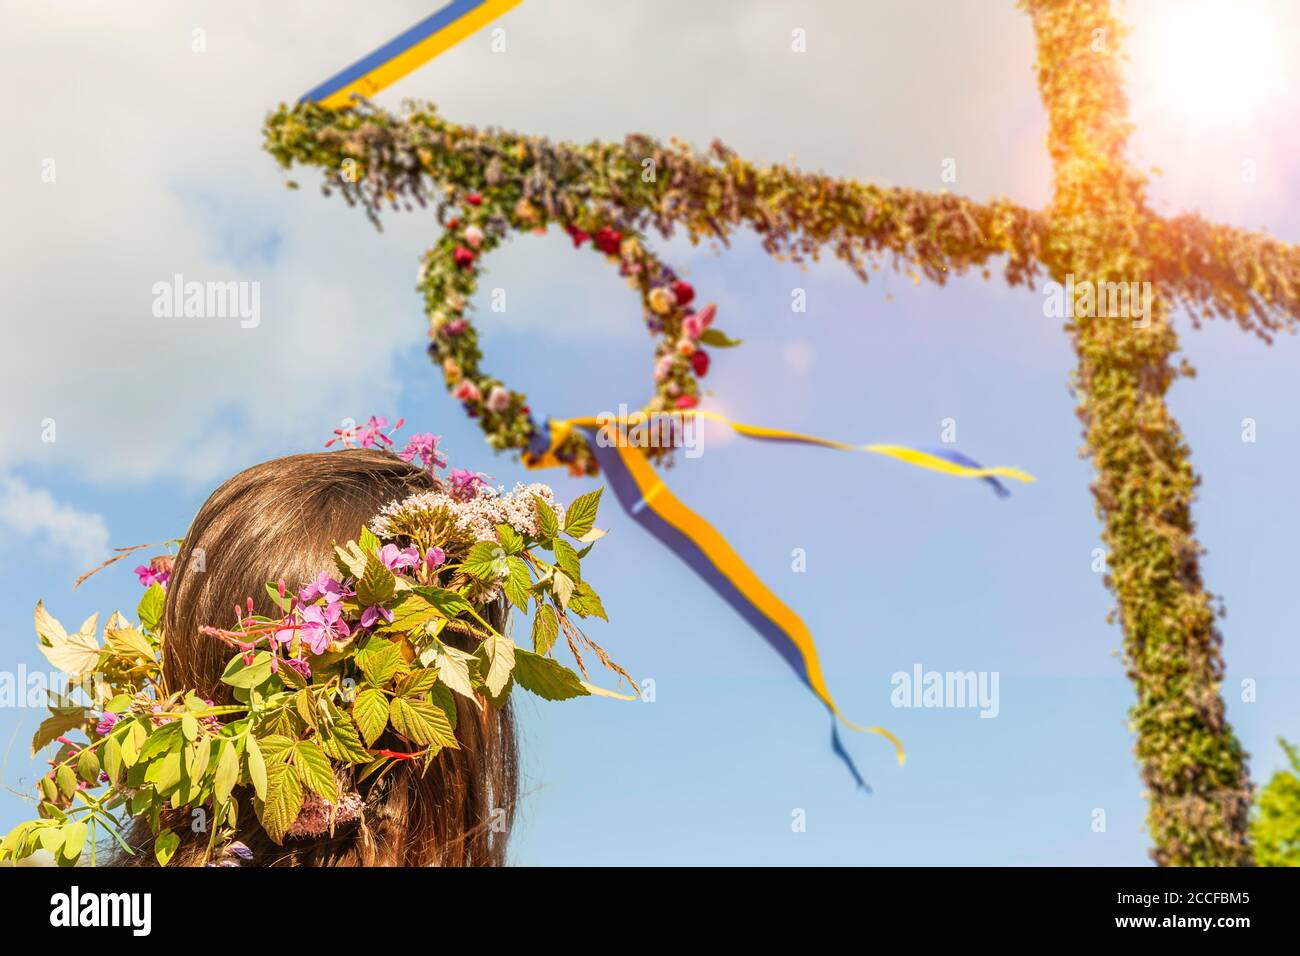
xmin=116 ymin=450 xmax=518 ymax=866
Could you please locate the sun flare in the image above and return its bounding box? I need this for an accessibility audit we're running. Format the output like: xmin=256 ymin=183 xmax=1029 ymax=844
xmin=1142 ymin=0 xmax=1285 ymax=122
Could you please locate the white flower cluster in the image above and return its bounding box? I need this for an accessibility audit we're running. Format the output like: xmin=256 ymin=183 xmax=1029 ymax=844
xmin=371 ymin=482 xmax=566 ymax=543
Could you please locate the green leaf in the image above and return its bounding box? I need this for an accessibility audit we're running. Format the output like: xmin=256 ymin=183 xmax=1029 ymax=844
xmin=553 ymin=539 xmax=582 ymax=581
xmin=412 ymin=586 xmax=476 ymax=620
xmin=334 ymin=540 xmax=367 ymax=580
xmin=292 ymin=741 xmax=338 ymax=803
xmin=534 ymin=495 xmax=559 ymax=540
xmin=103 ymin=735 xmax=123 ymax=785
xmin=389 ymin=697 xmax=458 ymax=749
xmin=383 ymin=593 xmax=442 ymax=633
xmin=356 ymin=638 xmax=404 ymax=687
xmin=264 ymin=582 xmax=294 ymax=614
xmin=31 ymin=708 xmax=89 ymax=757
xmin=38 ymin=825 xmax=66 ymax=857
xmin=246 ymin=736 xmax=267 ymax=800
xmin=259 ymin=764 xmax=303 ymax=844
xmin=698 ymin=328 xmax=742 ymax=348
xmin=35 ymin=604 xmax=101 ymax=680
xmin=56 ymin=764 xmax=77 ymax=799
xmin=568 ymin=581 xmax=608 ymax=621
xmin=359 ymin=526 xmax=382 ymax=557
xmin=214 ymin=741 xmax=239 ymax=806
xmin=563 ymin=488 xmax=602 ymax=538
xmin=353 ymin=688 xmax=390 ymax=746
xmin=137 ymin=721 xmax=182 ymax=762
xmin=154 ymin=750 xmax=185 ymax=795
xmin=552 ymin=570 xmax=575 ymax=610
xmin=478 ymin=635 xmax=516 ymax=697
xmin=137 ymin=584 xmax=166 ymax=632
xmin=221 ymin=651 xmax=274 ymax=689
xmin=60 ymin=820 xmax=87 ymax=863
xmin=356 ymin=553 xmax=397 ymax=609
xmin=187 ymin=738 xmax=212 ymax=782
xmin=496 ymin=522 xmax=524 ymax=555
xmin=316 ymin=714 xmax=371 ymax=764
xmin=430 ymin=683 xmax=458 ymax=731
xmin=512 ymin=648 xmax=590 ymax=701
xmin=104 ymin=621 xmax=155 ymax=660
xmin=531 ymin=604 xmax=559 ymax=654
xmin=76 ymin=747 xmax=101 ymax=784
xmin=461 ymin=541 xmax=505 ymax=581
xmin=181 ymin=712 xmax=199 ymax=742
xmin=396 ymin=668 xmax=439 ymax=698
xmin=154 ymin=828 xmax=180 ymax=866
xmin=503 ymin=556 xmax=532 ymax=612
xmin=430 ymin=641 xmax=477 ymax=700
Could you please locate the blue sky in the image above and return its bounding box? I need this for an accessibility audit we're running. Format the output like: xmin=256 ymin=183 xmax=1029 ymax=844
xmin=1 ymin=0 xmax=1297 ymax=865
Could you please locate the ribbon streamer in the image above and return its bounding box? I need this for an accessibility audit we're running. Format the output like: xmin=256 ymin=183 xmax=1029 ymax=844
xmin=526 ymin=412 xmax=1033 ymax=787
xmin=300 ymin=0 xmax=524 ymax=108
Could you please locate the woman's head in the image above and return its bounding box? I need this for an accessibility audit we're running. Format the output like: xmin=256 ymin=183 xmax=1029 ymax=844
xmin=122 ymin=449 xmax=517 ymax=866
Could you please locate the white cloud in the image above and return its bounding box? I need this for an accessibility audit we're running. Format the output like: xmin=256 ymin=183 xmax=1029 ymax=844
xmin=0 ymin=474 xmax=110 ymax=567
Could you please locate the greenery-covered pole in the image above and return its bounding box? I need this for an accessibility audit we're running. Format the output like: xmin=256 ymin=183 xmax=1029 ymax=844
xmin=1024 ymin=0 xmax=1252 ymax=865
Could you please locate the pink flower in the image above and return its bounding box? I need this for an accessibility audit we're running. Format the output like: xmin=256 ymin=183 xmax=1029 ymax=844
xmin=424 ymin=547 xmax=447 ymax=571
xmin=449 ymin=468 xmax=488 ymax=500
xmin=298 ymin=572 xmax=349 ymax=605
xmin=296 ymin=603 xmax=351 ymax=655
xmin=96 ymin=712 xmax=119 ymax=737
xmin=134 ymin=558 xmax=173 ymax=589
xmin=453 ymin=246 xmax=476 ymax=269
xmin=464 ymin=225 xmax=485 ymax=249
xmin=654 ymin=354 xmax=675 ymax=382
xmin=485 ymin=386 xmax=511 ymax=413
xmin=675 ymin=395 xmax=699 ymax=410
xmin=399 ymin=433 xmax=448 ymax=473
xmin=360 ymin=605 xmax=395 ymax=629
xmin=695 ymin=303 xmax=717 ymax=328
xmin=443 ymin=318 xmax=468 ymax=336
xmin=454 ymin=380 xmax=482 ymax=404
xmin=682 ymin=315 xmax=704 ymax=340
xmin=378 ymin=543 xmax=420 ymax=571
xmin=282 ymin=657 xmax=311 ymax=680
xmin=357 ymin=415 xmax=398 ymax=450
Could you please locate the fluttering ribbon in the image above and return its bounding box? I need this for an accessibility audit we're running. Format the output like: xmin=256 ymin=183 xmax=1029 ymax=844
xmin=300 ymin=0 xmax=524 ymax=108
xmin=525 ymin=411 xmax=1034 ymax=788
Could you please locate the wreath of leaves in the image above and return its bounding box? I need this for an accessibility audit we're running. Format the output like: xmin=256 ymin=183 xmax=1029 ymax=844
xmin=3 ymin=491 xmax=627 ymax=866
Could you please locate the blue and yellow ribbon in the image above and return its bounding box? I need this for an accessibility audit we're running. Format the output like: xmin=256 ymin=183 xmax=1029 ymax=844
xmin=300 ymin=0 xmax=524 ymax=108
xmin=527 ymin=411 xmax=1033 ymax=788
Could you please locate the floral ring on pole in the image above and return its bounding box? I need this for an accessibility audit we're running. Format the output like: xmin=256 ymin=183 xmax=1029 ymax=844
xmin=266 ymin=100 xmax=751 ymax=476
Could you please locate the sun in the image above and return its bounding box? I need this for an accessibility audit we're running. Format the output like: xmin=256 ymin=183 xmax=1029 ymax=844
xmin=1137 ymin=0 xmax=1286 ymax=124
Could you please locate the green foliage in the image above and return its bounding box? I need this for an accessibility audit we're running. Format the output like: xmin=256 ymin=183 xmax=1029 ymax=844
xmin=3 ymin=488 xmax=628 ymax=866
xmin=1251 ymin=739 xmax=1300 ymax=867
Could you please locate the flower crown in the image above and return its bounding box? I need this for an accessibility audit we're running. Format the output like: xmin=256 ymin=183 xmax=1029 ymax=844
xmin=1 ymin=419 xmax=628 ymax=866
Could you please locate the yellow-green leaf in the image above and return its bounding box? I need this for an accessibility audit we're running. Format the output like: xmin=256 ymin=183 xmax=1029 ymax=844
xmin=292 ymin=741 xmax=338 ymax=803
xmin=154 ymin=828 xmax=179 ymax=866
xmin=246 ymin=736 xmax=267 ymax=800
xmin=389 ymin=696 xmax=458 ymax=749
xmin=353 ymin=688 xmax=389 ymax=746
